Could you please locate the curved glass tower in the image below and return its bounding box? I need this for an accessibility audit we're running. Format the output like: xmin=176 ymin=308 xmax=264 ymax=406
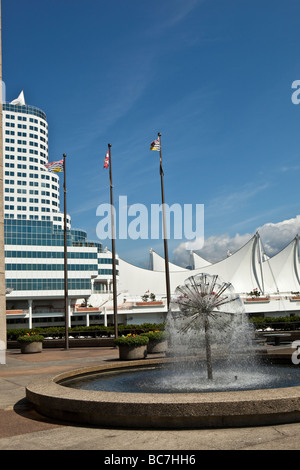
xmin=3 ymin=92 xmax=118 ymax=329
xmin=3 ymin=91 xmax=69 ymax=227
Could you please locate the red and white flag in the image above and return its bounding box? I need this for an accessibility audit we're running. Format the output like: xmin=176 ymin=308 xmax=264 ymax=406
xmin=103 ymin=150 xmax=109 ymax=169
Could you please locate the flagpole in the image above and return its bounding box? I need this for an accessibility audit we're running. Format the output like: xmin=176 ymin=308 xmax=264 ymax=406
xmin=0 ymin=0 xmax=6 ymax=355
xmin=108 ymin=144 xmax=118 ymax=339
xmin=158 ymin=133 xmax=171 ymax=310
xmin=63 ymin=153 xmax=69 ymax=350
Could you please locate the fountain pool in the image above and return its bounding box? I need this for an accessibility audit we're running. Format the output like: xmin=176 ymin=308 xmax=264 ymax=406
xmin=25 ymin=274 xmax=300 ymax=429
xmin=61 ymin=362 xmax=300 ymax=394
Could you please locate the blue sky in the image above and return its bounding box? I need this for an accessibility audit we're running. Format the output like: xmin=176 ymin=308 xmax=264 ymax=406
xmin=3 ymin=0 xmax=300 ymax=267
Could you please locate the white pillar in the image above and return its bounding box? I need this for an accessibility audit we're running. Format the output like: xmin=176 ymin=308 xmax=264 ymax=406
xmin=103 ymin=307 xmax=107 ymax=327
xmin=28 ymin=299 xmax=33 ymax=329
xmin=68 ymin=298 xmax=71 ymax=328
xmin=86 ymin=313 xmax=90 ymax=327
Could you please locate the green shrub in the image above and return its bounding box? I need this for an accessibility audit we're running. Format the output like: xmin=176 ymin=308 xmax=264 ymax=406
xmin=250 ymin=315 xmax=300 ymax=331
xmin=7 ymin=328 xmax=29 ymax=340
xmin=17 ymin=332 xmax=44 ymax=343
xmin=7 ymin=323 xmax=165 ymax=341
xmin=141 ymin=331 xmax=168 ymax=342
xmin=139 ymin=322 xmax=165 ymax=331
xmin=114 ymin=335 xmax=149 ymax=347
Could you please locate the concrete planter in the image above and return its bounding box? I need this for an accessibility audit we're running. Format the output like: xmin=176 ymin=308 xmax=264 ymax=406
xmin=244 ymin=297 xmax=270 ymax=303
xmin=147 ymin=340 xmax=168 ymax=354
xmin=135 ymin=301 xmax=163 ymax=306
xmin=20 ymin=342 xmax=43 ymax=354
xmin=118 ymin=344 xmax=147 ymax=360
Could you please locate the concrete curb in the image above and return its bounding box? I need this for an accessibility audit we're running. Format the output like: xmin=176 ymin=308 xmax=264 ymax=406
xmin=26 ymin=357 xmax=300 ymax=429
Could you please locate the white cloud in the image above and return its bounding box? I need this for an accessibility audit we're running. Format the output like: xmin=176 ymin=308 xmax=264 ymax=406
xmin=257 ymin=215 xmax=300 ymax=256
xmin=147 ymin=0 xmax=201 ymax=35
xmin=206 ymin=182 xmax=270 ymax=217
xmin=172 ymin=214 xmax=300 ymax=267
xmin=280 ymin=165 xmax=300 ymax=173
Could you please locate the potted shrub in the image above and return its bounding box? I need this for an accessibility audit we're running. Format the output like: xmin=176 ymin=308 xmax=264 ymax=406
xmin=141 ymin=331 xmax=168 ymax=354
xmin=141 ymin=292 xmax=150 ymax=302
xmin=114 ymin=334 xmax=149 ymax=360
xmin=245 ymin=289 xmax=269 ymax=302
xmin=290 ymin=291 xmax=300 ymax=301
xmin=17 ymin=332 xmax=44 ymax=354
xmin=137 ymin=291 xmax=163 ymax=305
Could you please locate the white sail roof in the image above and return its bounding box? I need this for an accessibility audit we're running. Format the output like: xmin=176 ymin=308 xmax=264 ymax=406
xmin=118 ymin=257 xmax=167 ymax=297
xmin=170 ymin=234 xmax=262 ymax=294
xmin=262 ymin=236 xmax=300 ymax=294
xmin=149 ymin=249 xmax=189 ymax=272
xmin=10 ymin=90 xmax=25 ymax=106
xmin=119 ymin=234 xmax=261 ymax=296
xmin=189 ymin=251 xmax=212 ymax=270
xmin=116 ymin=234 xmax=300 ymax=298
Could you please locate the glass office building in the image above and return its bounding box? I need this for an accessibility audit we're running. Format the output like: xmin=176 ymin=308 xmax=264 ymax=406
xmin=4 ymin=92 xmax=118 ymax=329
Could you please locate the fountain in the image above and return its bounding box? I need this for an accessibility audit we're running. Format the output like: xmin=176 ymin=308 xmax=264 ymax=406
xmin=25 ymin=274 xmax=300 ymax=428
xmin=167 ymin=273 xmax=253 ymax=384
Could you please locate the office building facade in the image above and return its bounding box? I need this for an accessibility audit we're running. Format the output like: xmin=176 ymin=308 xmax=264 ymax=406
xmin=4 ymin=92 xmax=119 ymax=329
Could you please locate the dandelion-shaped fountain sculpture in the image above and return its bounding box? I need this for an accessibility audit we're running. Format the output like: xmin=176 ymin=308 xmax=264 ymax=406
xmin=172 ymin=273 xmax=245 ymax=381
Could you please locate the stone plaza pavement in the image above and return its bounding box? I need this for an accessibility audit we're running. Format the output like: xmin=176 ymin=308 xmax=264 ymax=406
xmin=1 ymin=346 xmax=300 ymax=451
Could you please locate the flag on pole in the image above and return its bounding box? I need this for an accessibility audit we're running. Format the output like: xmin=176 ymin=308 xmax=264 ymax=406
xmin=150 ymin=137 xmax=160 ymax=151
xmin=103 ymin=150 xmax=109 ymax=168
xmin=45 ymin=159 xmax=64 ymax=172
